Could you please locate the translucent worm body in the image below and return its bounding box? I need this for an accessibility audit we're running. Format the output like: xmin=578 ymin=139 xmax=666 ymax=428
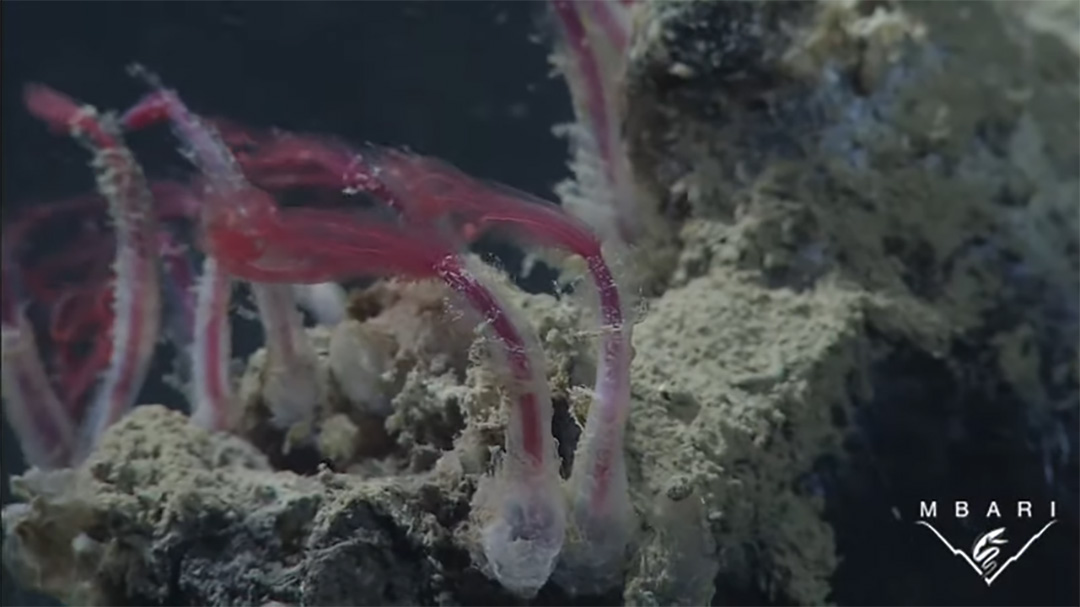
xmin=189 ymin=256 xmax=235 ymax=431
xmin=4 ymin=60 xmax=642 ymax=597
xmin=123 ymin=76 xmax=322 ymax=430
xmin=187 ymin=119 xmax=637 ymax=591
xmin=1 ymin=266 xmax=77 ymax=469
xmin=156 ymin=192 xmax=567 ymax=595
xmin=550 ymin=0 xmax=640 ymax=244
xmin=23 ymin=84 xmax=163 ymax=462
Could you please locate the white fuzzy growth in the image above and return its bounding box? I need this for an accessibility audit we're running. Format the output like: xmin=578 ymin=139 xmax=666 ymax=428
xmin=328 ymin=319 xmax=393 ymax=416
xmin=251 ymin=284 xmax=321 ymax=428
xmin=549 ymin=0 xmax=643 ymax=242
xmin=142 ymin=82 xmax=250 ymax=193
xmin=77 ymin=122 xmax=163 ymax=461
xmin=553 ymin=124 xmax=625 ymax=243
xmin=292 ymin=282 xmax=348 ymax=327
xmin=460 ymin=256 xmax=559 ymax=472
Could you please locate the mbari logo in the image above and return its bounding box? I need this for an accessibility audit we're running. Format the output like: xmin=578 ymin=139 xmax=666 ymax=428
xmin=916 ymin=500 xmax=1057 ymax=587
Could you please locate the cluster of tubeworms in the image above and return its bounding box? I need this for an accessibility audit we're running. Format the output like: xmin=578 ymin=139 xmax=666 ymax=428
xmin=1 ymin=0 xmax=641 ymax=597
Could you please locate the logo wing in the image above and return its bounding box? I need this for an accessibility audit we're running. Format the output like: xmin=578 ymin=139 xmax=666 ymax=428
xmin=916 ymin=521 xmax=984 ymax=577
xmin=982 ymin=520 xmax=1057 ymax=586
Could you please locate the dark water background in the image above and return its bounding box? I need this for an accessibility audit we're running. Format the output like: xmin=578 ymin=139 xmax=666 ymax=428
xmin=1 ymin=2 xmax=568 ymax=605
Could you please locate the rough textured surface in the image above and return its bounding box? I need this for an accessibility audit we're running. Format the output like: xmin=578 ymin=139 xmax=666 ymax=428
xmin=619 ymin=1 xmax=1078 ymax=604
xmin=4 ymin=406 xmax=466 ymax=606
xmin=4 ymin=1 xmax=1078 ymax=605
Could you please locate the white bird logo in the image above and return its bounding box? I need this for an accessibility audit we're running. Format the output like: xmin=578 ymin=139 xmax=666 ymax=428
xmin=916 ymin=520 xmax=1057 ymax=586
